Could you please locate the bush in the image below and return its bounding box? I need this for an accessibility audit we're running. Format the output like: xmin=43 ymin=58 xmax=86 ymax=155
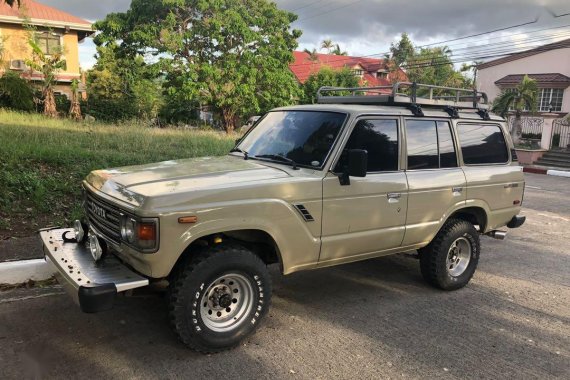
xmin=55 ymin=94 xmax=71 ymax=116
xmin=81 ymin=97 xmax=139 ymax=122
xmin=0 ymin=72 xmax=35 ymax=111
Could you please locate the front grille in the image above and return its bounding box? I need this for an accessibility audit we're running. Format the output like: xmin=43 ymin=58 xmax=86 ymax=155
xmin=86 ymin=191 xmax=122 ymax=243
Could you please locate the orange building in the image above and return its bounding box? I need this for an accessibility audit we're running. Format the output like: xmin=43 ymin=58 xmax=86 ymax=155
xmin=0 ymin=0 xmax=93 ymax=98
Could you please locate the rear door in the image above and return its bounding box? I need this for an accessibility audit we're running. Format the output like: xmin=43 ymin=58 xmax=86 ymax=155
xmin=402 ymin=119 xmax=467 ymax=246
xmin=456 ymin=122 xmax=525 ymax=231
xmin=319 ymin=117 xmax=408 ymax=266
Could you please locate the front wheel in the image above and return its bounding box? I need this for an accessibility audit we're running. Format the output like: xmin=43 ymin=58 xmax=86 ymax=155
xmin=168 ymin=244 xmax=271 ymax=353
xmin=419 ymin=219 xmax=480 ymax=290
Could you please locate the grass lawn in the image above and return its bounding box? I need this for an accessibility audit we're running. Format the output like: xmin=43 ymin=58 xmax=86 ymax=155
xmin=0 ymin=110 xmax=235 ymax=238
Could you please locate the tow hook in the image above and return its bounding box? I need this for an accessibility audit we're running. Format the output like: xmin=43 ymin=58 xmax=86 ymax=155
xmin=486 ymin=230 xmax=507 ymax=240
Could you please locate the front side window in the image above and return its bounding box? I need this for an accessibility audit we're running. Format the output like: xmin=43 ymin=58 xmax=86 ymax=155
xmin=238 ymin=111 xmax=346 ymax=169
xmin=36 ymin=31 xmax=61 ymax=55
xmin=457 ymin=123 xmax=509 ymax=165
xmin=336 ymin=119 xmax=399 ymax=172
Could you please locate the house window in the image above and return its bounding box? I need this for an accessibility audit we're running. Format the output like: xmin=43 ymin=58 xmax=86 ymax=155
xmin=36 ymin=31 xmax=61 ymax=55
xmin=352 ymin=69 xmax=364 ymax=77
xmin=504 ymin=87 xmax=564 ymax=112
xmin=538 ymin=88 xmax=563 ymax=112
xmin=378 ymin=72 xmax=388 ymax=79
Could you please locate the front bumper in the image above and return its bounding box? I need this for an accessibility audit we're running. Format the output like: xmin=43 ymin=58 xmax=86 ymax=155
xmin=40 ymin=228 xmax=149 ymax=313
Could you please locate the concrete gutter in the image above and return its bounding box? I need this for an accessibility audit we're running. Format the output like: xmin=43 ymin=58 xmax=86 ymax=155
xmin=0 ymin=259 xmax=56 ymax=285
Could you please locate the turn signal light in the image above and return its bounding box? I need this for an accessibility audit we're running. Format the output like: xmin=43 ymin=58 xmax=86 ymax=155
xmin=178 ymin=216 xmax=198 ymax=224
xmin=138 ymin=222 xmax=157 ymax=241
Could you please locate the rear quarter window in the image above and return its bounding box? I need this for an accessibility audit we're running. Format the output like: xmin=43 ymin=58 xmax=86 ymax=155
xmin=457 ymin=123 xmax=509 ymax=165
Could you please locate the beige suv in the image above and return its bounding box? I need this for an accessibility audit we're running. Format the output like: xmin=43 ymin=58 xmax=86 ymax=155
xmin=40 ymin=83 xmax=525 ymax=353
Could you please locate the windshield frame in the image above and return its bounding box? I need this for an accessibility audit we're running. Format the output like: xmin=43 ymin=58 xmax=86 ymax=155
xmin=233 ymin=110 xmax=350 ymax=171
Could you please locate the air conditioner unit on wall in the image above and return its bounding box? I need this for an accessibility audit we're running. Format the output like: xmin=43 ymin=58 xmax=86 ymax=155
xmin=9 ymin=59 xmax=27 ymax=70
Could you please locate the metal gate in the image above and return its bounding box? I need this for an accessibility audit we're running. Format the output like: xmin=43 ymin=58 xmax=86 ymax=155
xmin=551 ymin=118 xmax=570 ymax=150
xmin=508 ymin=116 xmax=544 ymax=140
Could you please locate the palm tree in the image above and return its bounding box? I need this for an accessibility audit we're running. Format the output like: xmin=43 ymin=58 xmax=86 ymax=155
xmin=321 ymin=39 xmax=334 ymax=54
xmin=331 ymin=44 xmax=348 ymax=56
xmin=491 ymin=75 xmax=538 ymax=146
xmin=26 ymin=35 xmax=67 ymax=117
xmin=303 ymin=48 xmax=319 ymax=62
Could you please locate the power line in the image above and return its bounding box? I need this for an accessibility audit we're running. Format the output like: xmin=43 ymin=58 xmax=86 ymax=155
xmin=298 ymin=0 xmax=365 ymax=21
xmin=419 ymin=18 xmax=539 ymax=47
xmin=290 ymin=26 xmax=570 ymax=69
xmin=289 ymin=0 xmax=325 ymax=12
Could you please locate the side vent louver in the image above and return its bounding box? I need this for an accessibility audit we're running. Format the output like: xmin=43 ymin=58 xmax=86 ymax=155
xmin=295 ymin=204 xmax=314 ymax=222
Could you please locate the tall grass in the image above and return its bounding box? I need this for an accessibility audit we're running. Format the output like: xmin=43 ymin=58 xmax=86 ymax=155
xmin=0 ymin=110 xmax=235 ymax=236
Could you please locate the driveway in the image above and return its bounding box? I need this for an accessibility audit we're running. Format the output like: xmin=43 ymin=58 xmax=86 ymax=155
xmin=0 ymin=173 xmax=568 ymax=379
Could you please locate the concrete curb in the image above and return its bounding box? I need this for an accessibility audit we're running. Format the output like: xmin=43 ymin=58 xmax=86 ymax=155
xmin=523 ymin=167 xmax=570 ymax=177
xmin=546 ymin=169 xmax=570 ymax=178
xmin=0 ymin=259 xmax=56 ymax=285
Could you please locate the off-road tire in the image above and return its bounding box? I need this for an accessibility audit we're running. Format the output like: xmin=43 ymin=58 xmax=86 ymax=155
xmin=168 ymin=243 xmax=272 ymax=353
xmin=419 ymin=219 xmax=480 ymax=290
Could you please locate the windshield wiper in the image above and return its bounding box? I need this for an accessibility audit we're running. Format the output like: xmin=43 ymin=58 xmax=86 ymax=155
xmin=230 ymin=147 xmax=249 ymax=160
xmin=253 ymin=154 xmax=299 ymax=170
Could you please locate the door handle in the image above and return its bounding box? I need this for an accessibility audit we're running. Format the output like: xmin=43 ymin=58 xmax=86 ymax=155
xmin=387 ymin=193 xmax=401 ymax=203
xmin=452 ymin=187 xmax=463 ymax=196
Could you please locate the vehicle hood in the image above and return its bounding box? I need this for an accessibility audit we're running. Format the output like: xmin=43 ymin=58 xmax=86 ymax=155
xmin=85 ymin=155 xmax=290 ymax=207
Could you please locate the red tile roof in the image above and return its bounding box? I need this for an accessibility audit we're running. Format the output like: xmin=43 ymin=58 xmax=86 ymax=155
xmin=289 ymin=51 xmax=407 ymax=88
xmin=0 ymin=0 xmax=91 ymax=28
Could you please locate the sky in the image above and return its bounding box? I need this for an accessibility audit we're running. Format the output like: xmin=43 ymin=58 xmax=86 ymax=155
xmin=39 ymin=0 xmax=570 ymax=69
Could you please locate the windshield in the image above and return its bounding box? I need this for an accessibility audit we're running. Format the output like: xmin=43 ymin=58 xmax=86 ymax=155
xmin=237 ymin=111 xmax=347 ymax=169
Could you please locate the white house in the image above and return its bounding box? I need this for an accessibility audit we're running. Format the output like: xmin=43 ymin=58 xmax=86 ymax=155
xmin=477 ymin=38 xmax=570 ymax=154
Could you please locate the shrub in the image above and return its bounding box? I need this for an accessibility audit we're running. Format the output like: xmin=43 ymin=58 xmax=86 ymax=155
xmin=0 ymin=72 xmax=35 ymax=111
xmin=81 ymin=97 xmax=139 ymax=122
xmin=55 ymin=94 xmax=71 ymax=116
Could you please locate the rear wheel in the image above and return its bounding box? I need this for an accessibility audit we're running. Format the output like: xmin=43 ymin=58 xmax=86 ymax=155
xmin=419 ymin=219 xmax=480 ymax=290
xmin=168 ymin=244 xmax=271 ymax=353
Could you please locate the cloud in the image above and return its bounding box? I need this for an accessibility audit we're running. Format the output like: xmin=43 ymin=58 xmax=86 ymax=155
xmin=39 ymin=0 xmax=570 ymax=68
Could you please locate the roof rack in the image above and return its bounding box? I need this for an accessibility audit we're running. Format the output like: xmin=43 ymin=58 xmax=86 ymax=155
xmin=317 ymin=82 xmax=489 ymax=110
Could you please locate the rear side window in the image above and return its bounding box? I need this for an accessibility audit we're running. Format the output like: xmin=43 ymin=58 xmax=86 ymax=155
xmin=339 ymin=119 xmax=399 ymax=172
xmin=457 ymin=123 xmax=509 ymax=165
xmin=406 ymin=120 xmax=458 ymax=170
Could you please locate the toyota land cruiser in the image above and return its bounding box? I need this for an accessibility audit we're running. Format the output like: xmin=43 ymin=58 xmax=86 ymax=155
xmin=40 ymin=83 xmax=525 ymax=353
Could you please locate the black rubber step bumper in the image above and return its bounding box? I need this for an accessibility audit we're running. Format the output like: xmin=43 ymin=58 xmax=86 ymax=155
xmin=78 ymin=284 xmax=117 ymax=313
xmin=507 ymin=215 xmax=526 ymax=229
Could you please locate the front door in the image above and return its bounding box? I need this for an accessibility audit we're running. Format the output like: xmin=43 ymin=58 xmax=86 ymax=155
xmin=319 ymin=118 xmax=408 ymax=267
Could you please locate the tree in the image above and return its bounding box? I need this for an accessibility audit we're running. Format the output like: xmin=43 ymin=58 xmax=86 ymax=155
xmin=491 ymin=75 xmax=538 ymax=146
xmin=69 ymin=79 xmax=82 ymax=120
xmin=304 ymin=48 xmax=319 ymax=62
xmin=387 ymin=33 xmax=414 ymax=67
xmin=385 ymin=33 xmax=471 ymax=89
xmin=331 ymin=44 xmax=348 ymax=56
xmin=321 ymin=39 xmax=334 ymax=54
xmin=301 ymin=67 xmax=359 ymax=104
xmin=25 ymin=32 xmax=66 ymax=117
xmin=86 ymin=43 xmax=163 ymax=121
xmin=95 ymin=0 xmax=302 ymax=133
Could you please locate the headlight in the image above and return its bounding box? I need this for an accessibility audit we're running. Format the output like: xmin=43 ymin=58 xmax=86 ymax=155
xmin=120 ymin=215 xmax=159 ymax=252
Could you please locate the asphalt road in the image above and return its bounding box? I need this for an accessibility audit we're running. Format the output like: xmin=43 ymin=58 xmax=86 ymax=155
xmin=0 ymin=173 xmax=568 ymax=379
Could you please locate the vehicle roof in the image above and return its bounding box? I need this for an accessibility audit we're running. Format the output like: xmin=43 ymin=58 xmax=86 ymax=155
xmin=273 ymin=103 xmax=505 ymax=122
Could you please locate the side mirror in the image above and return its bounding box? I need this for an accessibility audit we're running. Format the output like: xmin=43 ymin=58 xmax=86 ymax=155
xmin=339 ymin=149 xmax=367 ymax=185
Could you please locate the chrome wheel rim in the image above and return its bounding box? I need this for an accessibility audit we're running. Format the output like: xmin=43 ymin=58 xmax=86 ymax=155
xmin=446 ymin=237 xmax=471 ymax=277
xmin=200 ymin=273 xmax=254 ymax=332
